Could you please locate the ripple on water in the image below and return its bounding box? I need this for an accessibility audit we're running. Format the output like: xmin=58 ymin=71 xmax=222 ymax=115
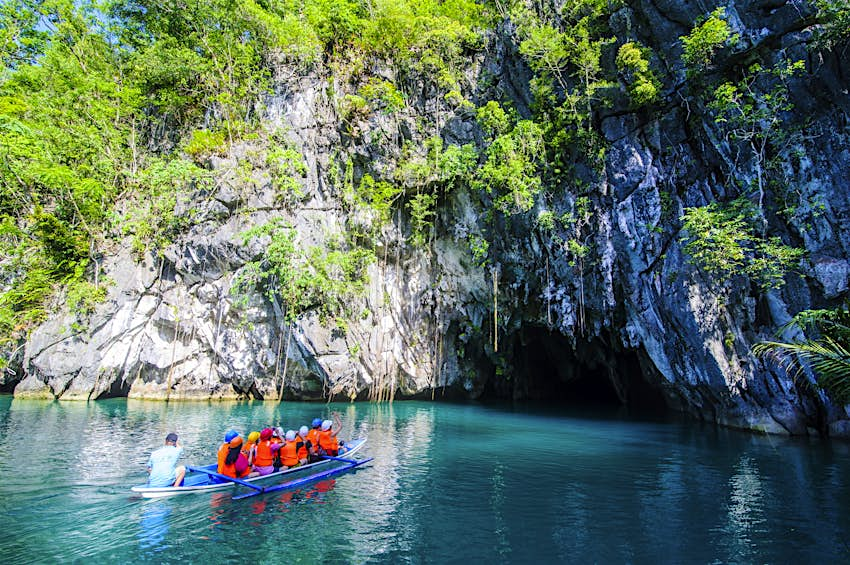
xmin=1 ymin=398 xmax=850 ymax=563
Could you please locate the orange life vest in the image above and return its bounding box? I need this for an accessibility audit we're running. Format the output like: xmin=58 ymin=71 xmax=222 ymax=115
xmin=219 ymin=453 xmax=250 ymax=478
xmin=280 ymin=439 xmax=300 ymax=467
xmin=318 ymin=429 xmax=338 ymax=454
xmin=254 ymin=439 xmax=275 ymax=467
xmin=241 ymin=441 xmax=256 ymax=464
xmin=307 ymin=429 xmax=320 ymax=450
xmin=216 ymin=443 xmax=229 ymax=472
xmin=297 ymin=437 xmax=309 ymax=460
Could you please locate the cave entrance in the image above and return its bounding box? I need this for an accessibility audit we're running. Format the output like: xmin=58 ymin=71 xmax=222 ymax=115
xmin=487 ymin=326 xmax=669 ymax=414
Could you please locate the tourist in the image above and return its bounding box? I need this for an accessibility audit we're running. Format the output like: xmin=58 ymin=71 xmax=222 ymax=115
xmin=243 ymin=431 xmax=260 ymax=466
xmin=279 ymin=430 xmax=301 ymax=469
xmin=307 ymin=418 xmax=322 ymax=462
xmin=147 ymin=432 xmax=186 ymax=487
xmin=272 ymin=427 xmax=285 ymax=471
xmin=218 ymin=436 xmax=253 ymax=479
xmin=297 ymin=425 xmax=312 ymax=464
xmin=253 ymin=428 xmax=277 ymax=476
xmin=317 ymin=417 xmax=342 ymax=457
xmin=218 ymin=429 xmax=239 ymax=464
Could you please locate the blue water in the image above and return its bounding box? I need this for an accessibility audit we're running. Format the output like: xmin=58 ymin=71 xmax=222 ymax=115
xmin=1 ymin=396 xmax=849 ymax=563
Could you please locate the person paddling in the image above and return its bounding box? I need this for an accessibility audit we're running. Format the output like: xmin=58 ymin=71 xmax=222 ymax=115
xmin=146 ymin=432 xmax=186 ymax=488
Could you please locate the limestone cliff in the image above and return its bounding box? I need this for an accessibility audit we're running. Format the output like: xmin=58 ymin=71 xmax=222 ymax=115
xmin=9 ymin=1 xmax=850 ymax=436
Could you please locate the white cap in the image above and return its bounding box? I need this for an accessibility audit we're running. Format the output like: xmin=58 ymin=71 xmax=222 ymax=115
xmin=321 ymin=419 xmax=332 ymax=431
xmin=285 ymin=430 xmax=296 ymax=441
xmin=299 ymin=426 xmax=309 ymax=436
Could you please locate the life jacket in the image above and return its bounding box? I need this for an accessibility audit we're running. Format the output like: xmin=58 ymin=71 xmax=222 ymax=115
xmin=318 ymin=429 xmax=338 ymax=455
xmin=307 ymin=429 xmax=320 ymax=450
xmin=254 ymin=439 xmax=275 ymax=467
xmin=297 ymin=437 xmax=310 ymax=460
xmin=216 ymin=443 xmax=229 ymax=473
xmin=242 ymin=441 xmax=257 ymax=464
xmin=220 ymin=452 xmax=250 ymax=478
xmin=271 ymin=438 xmax=283 ymax=468
xmin=280 ymin=439 xmax=300 ymax=467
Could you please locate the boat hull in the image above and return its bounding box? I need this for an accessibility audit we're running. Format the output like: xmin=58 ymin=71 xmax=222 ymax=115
xmin=131 ymin=437 xmax=366 ymax=498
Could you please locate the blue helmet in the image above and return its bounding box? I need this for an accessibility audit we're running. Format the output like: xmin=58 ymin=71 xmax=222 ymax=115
xmin=224 ymin=429 xmax=239 ymax=442
xmin=312 ymin=418 xmax=322 ymax=428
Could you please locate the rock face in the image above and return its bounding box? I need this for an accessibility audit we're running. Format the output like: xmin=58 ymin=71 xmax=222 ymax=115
xmin=10 ymin=1 xmax=850 ymax=436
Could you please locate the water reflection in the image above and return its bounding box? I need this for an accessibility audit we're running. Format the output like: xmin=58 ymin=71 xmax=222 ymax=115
xmin=138 ymin=501 xmax=171 ymax=553
xmin=721 ymin=455 xmax=766 ymax=563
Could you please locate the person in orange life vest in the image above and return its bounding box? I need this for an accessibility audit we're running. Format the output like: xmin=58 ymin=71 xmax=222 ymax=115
xmin=215 ymin=429 xmax=240 ymax=478
xmin=306 ymin=418 xmax=322 ymax=462
xmin=317 ymin=419 xmax=342 ymax=456
xmin=253 ymin=428 xmax=277 ymax=476
xmin=218 ymin=436 xmax=254 ymax=479
xmin=279 ymin=430 xmax=302 ymax=468
xmin=297 ymin=426 xmax=312 ymax=464
xmin=271 ymin=427 xmax=286 ymax=471
xmin=243 ymin=431 xmax=260 ymax=466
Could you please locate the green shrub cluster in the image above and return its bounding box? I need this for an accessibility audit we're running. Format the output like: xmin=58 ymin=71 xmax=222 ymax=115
xmin=680 ymin=199 xmax=803 ymax=291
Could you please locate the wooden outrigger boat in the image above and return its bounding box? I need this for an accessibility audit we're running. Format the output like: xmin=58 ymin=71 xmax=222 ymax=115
xmin=131 ymin=437 xmax=369 ymax=499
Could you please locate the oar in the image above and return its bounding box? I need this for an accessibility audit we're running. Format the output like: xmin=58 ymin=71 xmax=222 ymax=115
xmin=232 ymin=457 xmax=374 ymax=501
xmin=185 ymin=466 xmax=264 ymax=492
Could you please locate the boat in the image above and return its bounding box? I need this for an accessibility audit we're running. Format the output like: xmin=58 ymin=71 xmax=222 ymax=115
xmin=131 ymin=437 xmax=368 ymax=499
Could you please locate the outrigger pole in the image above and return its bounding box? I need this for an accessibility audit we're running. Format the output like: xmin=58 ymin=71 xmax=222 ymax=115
xmin=231 ymin=457 xmax=374 ymax=501
xmin=185 ymin=466 xmax=265 ymax=491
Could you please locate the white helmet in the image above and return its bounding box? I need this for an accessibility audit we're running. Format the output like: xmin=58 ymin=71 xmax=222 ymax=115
xmin=285 ymin=430 xmax=296 ymax=441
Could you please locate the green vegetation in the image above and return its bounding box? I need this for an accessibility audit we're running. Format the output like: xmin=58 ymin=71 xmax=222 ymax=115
xmin=754 ymin=304 xmax=850 ymax=404
xmin=236 ymin=219 xmax=374 ymax=322
xmin=512 ymin=0 xmax=619 ymax=181
xmin=812 ymin=0 xmax=850 ymax=50
xmin=473 ymin=106 xmax=544 ymax=215
xmin=680 ymin=199 xmax=803 ymax=291
xmin=616 ymin=42 xmax=661 ymax=107
xmin=680 ymin=7 xmax=738 ymax=74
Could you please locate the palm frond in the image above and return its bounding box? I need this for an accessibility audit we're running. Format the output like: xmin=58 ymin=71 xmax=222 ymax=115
xmin=754 ymin=337 xmax=850 ymax=404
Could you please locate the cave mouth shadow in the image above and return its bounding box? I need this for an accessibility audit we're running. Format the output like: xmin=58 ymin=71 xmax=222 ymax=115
xmin=482 ymin=326 xmax=669 ymax=417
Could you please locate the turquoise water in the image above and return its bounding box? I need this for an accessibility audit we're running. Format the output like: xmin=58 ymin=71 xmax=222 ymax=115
xmin=1 ymin=396 xmax=849 ymax=563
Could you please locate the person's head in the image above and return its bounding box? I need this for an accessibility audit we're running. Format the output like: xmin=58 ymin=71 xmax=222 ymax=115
xmin=321 ymin=420 xmax=332 ymax=431
xmin=299 ymin=426 xmax=308 ymax=437
xmin=260 ymin=428 xmax=273 ymax=441
xmin=275 ymin=427 xmax=285 ymax=439
xmin=285 ymin=430 xmax=296 ymax=442
xmin=247 ymin=431 xmax=260 ymax=444
xmin=312 ymin=418 xmax=322 ymax=428
xmin=224 ymin=429 xmax=239 ymax=443
xmin=225 ymin=436 xmax=243 ymax=465
xmin=165 ymin=432 xmax=178 ymax=445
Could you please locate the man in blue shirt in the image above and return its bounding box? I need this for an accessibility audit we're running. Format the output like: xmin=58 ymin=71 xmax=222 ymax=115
xmin=147 ymin=432 xmax=186 ymax=487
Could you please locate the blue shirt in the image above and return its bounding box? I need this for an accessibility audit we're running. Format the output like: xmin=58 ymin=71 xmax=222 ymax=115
xmin=147 ymin=445 xmax=183 ymax=487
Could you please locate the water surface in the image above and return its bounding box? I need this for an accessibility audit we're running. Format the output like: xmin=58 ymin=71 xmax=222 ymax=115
xmin=1 ymin=396 xmax=848 ymax=563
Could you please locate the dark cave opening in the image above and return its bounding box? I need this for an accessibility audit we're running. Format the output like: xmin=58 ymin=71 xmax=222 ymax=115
xmin=483 ymin=326 xmax=669 ymax=414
